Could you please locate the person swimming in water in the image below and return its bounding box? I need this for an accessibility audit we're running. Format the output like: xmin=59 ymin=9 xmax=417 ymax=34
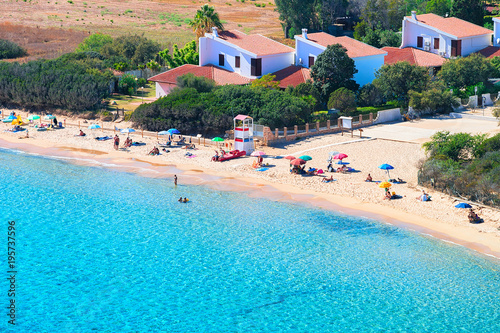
xmin=183 ymin=197 xmax=188 ymax=203
xmin=178 ymin=197 xmax=183 ymax=202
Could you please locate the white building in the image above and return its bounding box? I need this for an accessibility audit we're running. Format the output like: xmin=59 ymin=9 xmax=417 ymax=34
xmin=294 ymin=29 xmax=387 ymax=87
xmin=199 ymin=28 xmax=295 ymax=79
xmin=401 ymin=12 xmax=493 ymax=58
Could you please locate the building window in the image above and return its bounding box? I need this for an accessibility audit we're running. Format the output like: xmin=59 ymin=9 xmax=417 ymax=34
xmin=308 ymin=56 xmax=315 ymax=67
xmin=251 ymin=58 xmax=262 ymax=76
xmin=235 ymin=56 xmax=240 ymax=68
xmin=434 ymin=38 xmax=439 ymax=50
xmin=219 ymin=54 xmax=224 ymax=66
xmin=417 ymin=36 xmax=423 ymax=48
xmin=451 ymin=40 xmax=462 ymax=57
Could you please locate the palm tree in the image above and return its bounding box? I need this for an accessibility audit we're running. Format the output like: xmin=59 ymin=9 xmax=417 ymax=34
xmin=189 ymin=4 xmax=224 ymax=39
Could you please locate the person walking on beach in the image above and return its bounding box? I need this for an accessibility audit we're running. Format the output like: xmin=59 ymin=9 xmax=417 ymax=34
xmin=114 ymin=135 xmax=120 ymax=150
xmin=174 ymin=175 xmax=178 ymax=186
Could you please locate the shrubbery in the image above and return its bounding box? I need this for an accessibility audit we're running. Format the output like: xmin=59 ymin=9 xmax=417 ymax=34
xmin=132 ymin=81 xmax=314 ymax=135
xmin=0 ymin=39 xmax=27 ymax=59
xmin=419 ymin=131 xmax=500 ymax=207
xmin=0 ymin=55 xmax=111 ymax=111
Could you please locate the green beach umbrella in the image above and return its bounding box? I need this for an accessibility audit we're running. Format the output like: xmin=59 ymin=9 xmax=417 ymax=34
xmin=212 ymin=137 xmax=224 ymax=142
xmin=28 ymin=115 xmax=40 ymax=121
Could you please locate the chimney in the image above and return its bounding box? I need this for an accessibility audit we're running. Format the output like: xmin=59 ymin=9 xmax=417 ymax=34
xmin=302 ymin=28 xmax=308 ymax=39
xmin=212 ymin=27 xmax=218 ymax=37
xmin=411 ymin=11 xmax=417 ymax=20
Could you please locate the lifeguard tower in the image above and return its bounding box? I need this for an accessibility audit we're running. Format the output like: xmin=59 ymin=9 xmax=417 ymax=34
xmin=234 ymin=115 xmax=254 ymax=154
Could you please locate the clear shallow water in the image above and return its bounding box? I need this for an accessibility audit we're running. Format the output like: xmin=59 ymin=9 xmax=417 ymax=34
xmin=1 ymin=148 xmax=499 ymax=332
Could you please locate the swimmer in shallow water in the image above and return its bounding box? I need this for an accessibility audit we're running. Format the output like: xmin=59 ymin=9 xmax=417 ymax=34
xmin=183 ymin=197 xmax=188 ymax=203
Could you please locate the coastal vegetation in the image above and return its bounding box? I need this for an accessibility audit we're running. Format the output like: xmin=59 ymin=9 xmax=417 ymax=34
xmin=0 ymin=39 xmax=27 ymax=60
xmin=419 ymin=131 xmax=500 ymax=207
xmin=132 ymin=76 xmax=314 ymax=135
xmin=0 ymin=55 xmax=111 ymax=111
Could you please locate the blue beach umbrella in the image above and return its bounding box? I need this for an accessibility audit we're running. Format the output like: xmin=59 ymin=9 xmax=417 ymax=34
xmin=299 ymin=155 xmax=312 ymax=161
xmin=158 ymin=131 xmax=170 ymax=135
xmin=88 ymin=124 xmax=101 ymax=129
xmin=121 ymin=128 xmax=136 ymax=134
xmin=378 ymin=163 xmax=394 ymax=178
xmin=168 ymin=128 xmax=180 ymax=134
xmin=455 ymin=203 xmax=472 ymax=209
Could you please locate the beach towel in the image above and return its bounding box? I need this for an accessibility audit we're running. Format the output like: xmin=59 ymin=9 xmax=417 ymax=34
xmin=186 ymin=155 xmax=196 ymax=158
xmin=131 ymin=142 xmax=146 ymax=146
xmin=95 ymin=136 xmax=112 ymax=141
xmin=255 ymin=167 xmax=269 ymax=172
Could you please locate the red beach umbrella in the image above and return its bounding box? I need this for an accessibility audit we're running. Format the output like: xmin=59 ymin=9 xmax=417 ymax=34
xmin=333 ymin=153 xmax=348 ymax=160
xmin=290 ymin=158 xmax=306 ymax=166
xmin=284 ymin=156 xmax=296 ymax=160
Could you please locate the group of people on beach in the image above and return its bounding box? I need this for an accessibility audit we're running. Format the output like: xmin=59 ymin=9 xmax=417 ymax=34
xmin=468 ymin=209 xmax=482 ymax=223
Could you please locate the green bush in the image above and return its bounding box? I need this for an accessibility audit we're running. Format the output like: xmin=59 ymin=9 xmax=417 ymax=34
xmin=118 ymin=73 xmax=137 ymax=96
xmin=0 ymin=39 xmax=27 ymax=59
xmin=0 ymin=57 xmax=110 ymax=111
xmin=132 ymin=84 xmax=313 ymax=134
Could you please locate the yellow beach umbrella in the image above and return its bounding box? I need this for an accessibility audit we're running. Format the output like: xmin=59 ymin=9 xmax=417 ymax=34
xmin=378 ymin=181 xmax=392 ymax=188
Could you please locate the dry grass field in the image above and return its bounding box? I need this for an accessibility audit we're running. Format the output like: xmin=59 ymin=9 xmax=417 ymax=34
xmin=0 ymin=0 xmax=283 ymax=60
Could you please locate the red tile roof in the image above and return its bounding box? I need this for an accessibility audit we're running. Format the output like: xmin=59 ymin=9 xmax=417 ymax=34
xmin=148 ymin=64 xmax=252 ymax=86
xmin=299 ymin=33 xmax=386 ymax=58
xmin=382 ymin=47 xmax=446 ymax=67
xmin=271 ymin=65 xmax=311 ymax=88
xmin=477 ymin=45 xmax=500 ymax=58
xmin=407 ymin=13 xmax=492 ymax=38
xmin=215 ymin=30 xmax=295 ymax=56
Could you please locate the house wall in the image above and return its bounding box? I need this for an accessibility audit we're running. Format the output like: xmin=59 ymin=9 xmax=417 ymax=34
xmin=155 ymin=82 xmax=176 ymax=98
xmin=295 ymin=38 xmax=384 ymax=86
xmin=494 ymin=18 xmax=500 ymax=46
xmin=353 ymin=55 xmax=385 ymax=87
xmin=295 ymin=38 xmax=324 ymax=67
xmin=199 ymin=35 xmax=294 ymax=78
xmin=401 ymin=19 xmax=492 ymax=57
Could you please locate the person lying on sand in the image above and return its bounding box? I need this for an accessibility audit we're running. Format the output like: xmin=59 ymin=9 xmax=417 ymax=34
xmin=78 ymin=130 xmax=86 ymax=136
xmin=322 ymin=175 xmax=334 ymax=183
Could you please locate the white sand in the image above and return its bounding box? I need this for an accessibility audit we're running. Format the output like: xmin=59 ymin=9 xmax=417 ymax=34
xmin=1 ymin=110 xmax=500 ymax=257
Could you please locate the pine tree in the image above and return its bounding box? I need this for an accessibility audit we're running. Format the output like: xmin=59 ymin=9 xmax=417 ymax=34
xmin=450 ymin=0 xmax=484 ymax=26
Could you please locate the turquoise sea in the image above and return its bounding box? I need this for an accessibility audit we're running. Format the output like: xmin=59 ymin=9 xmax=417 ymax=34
xmin=1 ymin=147 xmax=500 ymax=332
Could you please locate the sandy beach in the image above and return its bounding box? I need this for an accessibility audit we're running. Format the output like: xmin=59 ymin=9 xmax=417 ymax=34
xmin=2 ymin=110 xmax=500 ymax=258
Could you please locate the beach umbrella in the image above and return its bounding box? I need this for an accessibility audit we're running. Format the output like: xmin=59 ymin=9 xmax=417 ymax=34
xmin=28 ymin=115 xmax=40 ymax=121
xmin=455 ymin=202 xmax=472 ymax=209
xmin=284 ymin=156 xmax=296 ymax=160
xmin=251 ymin=151 xmax=266 ymax=157
xmin=290 ymin=158 xmax=306 ymax=166
xmin=378 ymin=181 xmax=392 ymax=188
xmin=333 ymin=153 xmax=348 ymax=160
xmin=211 ymin=137 xmax=224 ymax=142
xmin=3 ymin=115 xmax=17 ymax=123
xmin=299 ymin=155 xmax=312 ymax=161
xmin=379 ymin=163 xmax=394 ymax=178
xmin=88 ymin=124 xmax=101 ymax=129
xmin=158 ymin=131 xmax=170 ymax=135
xmin=121 ymin=128 xmax=136 ymax=134
xmin=168 ymin=128 xmax=180 ymax=134
xmin=44 ymin=115 xmax=56 ymax=120
xmin=329 ymin=151 xmax=339 ymax=156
